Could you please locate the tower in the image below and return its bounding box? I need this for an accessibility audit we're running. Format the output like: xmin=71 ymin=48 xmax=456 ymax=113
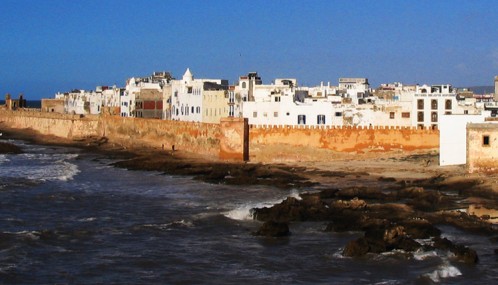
xmin=495 ymin=76 xmax=498 ymax=102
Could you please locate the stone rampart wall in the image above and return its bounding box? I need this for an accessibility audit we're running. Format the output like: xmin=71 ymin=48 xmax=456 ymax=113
xmin=1 ymin=110 xmax=439 ymax=161
xmin=249 ymin=125 xmax=439 ymax=153
xmin=0 ymin=109 xmax=99 ymax=138
xmin=0 ymin=110 xmax=222 ymax=157
xmin=101 ymin=115 xmax=221 ymax=156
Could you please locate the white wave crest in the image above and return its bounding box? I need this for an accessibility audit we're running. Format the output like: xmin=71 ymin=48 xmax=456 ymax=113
xmin=413 ymin=249 xmax=438 ymax=261
xmin=224 ymin=190 xmax=303 ymax=221
xmin=0 ymin=154 xmax=10 ymax=165
xmin=424 ymin=263 xmax=462 ymax=283
xmin=0 ymin=153 xmax=80 ymax=181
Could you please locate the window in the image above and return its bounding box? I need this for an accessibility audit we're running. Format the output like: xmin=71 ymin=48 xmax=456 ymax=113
xmin=298 ymin=115 xmax=306 ymax=125
xmin=174 ymin=91 xmax=178 ymax=97
xmin=253 ymin=112 xmax=257 ymax=118
xmin=187 ymin=87 xmax=193 ymax=94
xmin=401 ymin=112 xmax=410 ymax=118
xmin=191 ymin=106 xmax=194 ymax=114
xmin=242 ymin=82 xmax=246 ymax=89
xmin=431 ymin=99 xmax=438 ymax=110
xmin=464 ymin=110 xmax=469 ymax=114
xmin=275 ymin=96 xmax=281 ymax=102
xmin=263 ymin=112 xmax=267 ymax=117
xmin=389 ymin=112 xmax=395 ymax=119
xmin=445 ymin=111 xmax=452 ymax=115
xmin=445 ymin=99 xmax=452 ymax=110
xmin=417 ymin=111 xmax=424 ymax=122
xmin=286 ymin=112 xmax=290 ymax=116
xmin=483 ymin=135 xmax=490 ymax=146
xmin=335 ymin=112 xmax=343 ymax=117
xmin=417 ymin=99 xmax=424 ymax=110
xmin=317 ymin=114 xmax=326 ymax=125
xmin=197 ymin=107 xmax=200 ymax=113
xmin=274 ymin=112 xmax=278 ymax=117
xmin=431 ymin=112 xmax=438 ymax=122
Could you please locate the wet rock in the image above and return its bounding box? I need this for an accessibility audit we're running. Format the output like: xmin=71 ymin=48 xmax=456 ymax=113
xmin=343 ymin=225 xmax=423 ymax=257
xmin=253 ymin=195 xmax=331 ymax=222
xmin=0 ymin=142 xmax=23 ymax=154
xmin=432 ymin=237 xmax=479 ymax=264
xmin=335 ymin=186 xmax=386 ymax=200
xmin=343 ymin=237 xmax=370 ymax=256
xmin=254 ymin=221 xmax=290 ymax=237
xmin=400 ymin=219 xmax=441 ymax=239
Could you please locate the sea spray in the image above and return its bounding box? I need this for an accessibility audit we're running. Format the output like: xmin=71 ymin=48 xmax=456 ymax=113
xmin=224 ymin=189 xmax=302 ymax=221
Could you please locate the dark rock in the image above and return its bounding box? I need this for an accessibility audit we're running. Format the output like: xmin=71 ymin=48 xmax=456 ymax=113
xmin=396 ymin=237 xmax=422 ymax=252
xmin=254 ymin=221 xmax=290 ymax=237
xmin=0 ymin=142 xmax=23 ymax=154
xmin=318 ymin=188 xmax=339 ymax=199
xmin=378 ymin=177 xmax=396 ymax=182
xmin=400 ymin=219 xmax=441 ymax=239
xmin=253 ymin=195 xmax=332 ymax=222
xmin=433 ymin=237 xmax=479 ymax=264
xmin=335 ymin=186 xmax=386 ymax=200
xmin=343 ymin=237 xmax=370 ymax=257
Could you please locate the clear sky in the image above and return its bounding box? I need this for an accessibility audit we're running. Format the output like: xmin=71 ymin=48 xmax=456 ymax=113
xmin=1 ymin=0 xmax=498 ymax=100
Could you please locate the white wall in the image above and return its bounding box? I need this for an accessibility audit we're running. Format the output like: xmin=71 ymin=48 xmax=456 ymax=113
xmin=439 ymin=113 xmax=488 ymax=166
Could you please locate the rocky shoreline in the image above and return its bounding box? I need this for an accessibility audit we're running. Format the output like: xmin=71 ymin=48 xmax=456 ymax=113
xmin=1 ymin=126 xmax=498 ymax=263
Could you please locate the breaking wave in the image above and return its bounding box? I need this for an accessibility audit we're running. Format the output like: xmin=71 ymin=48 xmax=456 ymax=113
xmin=224 ymin=189 xmax=302 ymax=221
xmin=423 ymin=262 xmax=462 ymax=282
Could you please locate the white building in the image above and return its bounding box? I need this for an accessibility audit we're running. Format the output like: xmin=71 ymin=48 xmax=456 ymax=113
xmin=170 ymin=68 xmax=228 ymax=122
xmin=439 ymin=113 xmax=490 ymax=166
xmin=338 ymin=78 xmax=370 ymax=104
xmin=120 ymin=72 xmax=171 ymax=118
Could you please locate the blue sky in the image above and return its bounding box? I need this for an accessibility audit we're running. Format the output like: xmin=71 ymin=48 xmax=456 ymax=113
xmin=1 ymin=0 xmax=497 ymax=100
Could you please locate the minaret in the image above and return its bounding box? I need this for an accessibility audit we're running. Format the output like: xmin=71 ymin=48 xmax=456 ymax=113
xmin=183 ymin=68 xmax=193 ymax=83
xmin=494 ymin=76 xmax=498 ymax=102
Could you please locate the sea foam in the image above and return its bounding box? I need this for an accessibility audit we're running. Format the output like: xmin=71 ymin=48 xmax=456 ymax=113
xmin=424 ymin=263 xmax=462 ymax=282
xmin=224 ymin=190 xmax=302 ymax=221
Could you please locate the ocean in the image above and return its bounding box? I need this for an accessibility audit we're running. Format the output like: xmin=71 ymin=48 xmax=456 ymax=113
xmin=0 ymin=139 xmax=497 ymax=284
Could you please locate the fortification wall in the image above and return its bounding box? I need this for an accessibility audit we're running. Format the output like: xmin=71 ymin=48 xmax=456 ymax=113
xmin=249 ymin=125 xmax=439 ymax=153
xmin=0 ymin=110 xmax=99 ymax=138
xmin=101 ymin=115 xmax=221 ymax=156
xmin=1 ymin=110 xmax=439 ymax=161
xmin=0 ymin=110 xmax=222 ymax=157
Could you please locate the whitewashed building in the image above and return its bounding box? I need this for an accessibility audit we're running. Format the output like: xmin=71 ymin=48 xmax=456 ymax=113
xmin=338 ymin=78 xmax=371 ymax=104
xmin=120 ymin=72 xmax=171 ymax=118
xmin=170 ymin=68 xmax=229 ymax=123
xmin=439 ymin=112 xmax=490 ymax=166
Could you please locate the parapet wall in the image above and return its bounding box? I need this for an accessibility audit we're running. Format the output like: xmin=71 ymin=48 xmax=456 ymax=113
xmin=249 ymin=124 xmax=439 ymax=153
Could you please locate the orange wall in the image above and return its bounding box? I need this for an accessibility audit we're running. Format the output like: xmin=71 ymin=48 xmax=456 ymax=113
xmin=250 ymin=125 xmax=439 ymax=153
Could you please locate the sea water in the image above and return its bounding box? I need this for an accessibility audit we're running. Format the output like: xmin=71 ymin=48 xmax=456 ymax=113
xmin=0 ymin=139 xmax=497 ymax=284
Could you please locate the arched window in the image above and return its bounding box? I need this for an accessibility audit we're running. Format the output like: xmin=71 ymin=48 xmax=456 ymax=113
xmin=242 ymin=82 xmax=246 ymax=89
xmin=417 ymin=99 xmax=424 ymax=110
xmin=431 ymin=99 xmax=438 ymax=110
xmin=431 ymin=112 xmax=438 ymax=122
xmin=445 ymin=99 xmax=452 ymax=110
